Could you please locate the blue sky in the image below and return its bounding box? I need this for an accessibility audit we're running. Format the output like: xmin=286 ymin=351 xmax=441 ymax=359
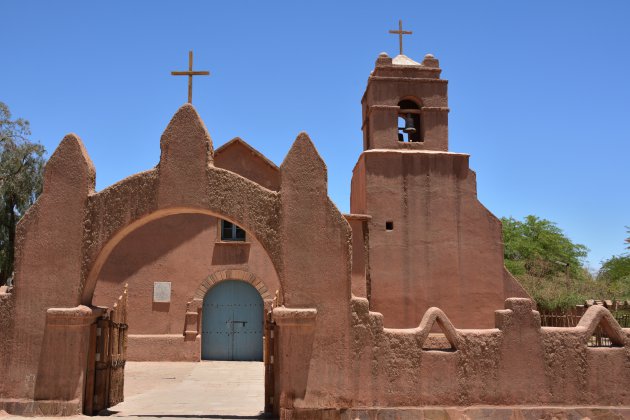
xmin=2 ymin=1 xmax=629 ymax=269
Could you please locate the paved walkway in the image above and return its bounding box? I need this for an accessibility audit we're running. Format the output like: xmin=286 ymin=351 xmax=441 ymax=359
xmin=0 ymin=362 xmax=272 ymax=420
xmin=107 ymin=361 xmax=271 ymax=419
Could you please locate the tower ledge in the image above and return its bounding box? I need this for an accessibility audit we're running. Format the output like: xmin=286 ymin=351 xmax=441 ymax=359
xmin=372 ymin=52 xmax=442 ymax=79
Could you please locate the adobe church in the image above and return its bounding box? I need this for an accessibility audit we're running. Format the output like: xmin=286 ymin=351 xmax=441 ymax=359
xmin=90 ymin=48 xmax=529 ymax=363
xmin=1 ymin=37 xmax=628 ymax=418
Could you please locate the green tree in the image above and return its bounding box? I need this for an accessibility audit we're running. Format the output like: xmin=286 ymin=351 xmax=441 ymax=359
xmin=502 ymin=215 xmax=589 ymax=279
xmin=597 ymin=230 xmax=630 ymax=299
xmin=598 ymin=254 xmax=630 ymax=282
xmin=0 ymin=102 xmax=46 ymax=286
xmin=502 ymin=215 xmax=591 ymax=311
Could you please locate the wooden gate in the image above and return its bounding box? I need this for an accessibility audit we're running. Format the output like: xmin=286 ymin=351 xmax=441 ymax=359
xmin=84 ymin=285 xmax=129 ymax=415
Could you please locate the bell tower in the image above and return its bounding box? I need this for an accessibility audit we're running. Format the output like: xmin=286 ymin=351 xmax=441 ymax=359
xmin=351 ymin=51 xmax=528 ymax=329
xmin=361 ymin=52 xmax=449 ymax=151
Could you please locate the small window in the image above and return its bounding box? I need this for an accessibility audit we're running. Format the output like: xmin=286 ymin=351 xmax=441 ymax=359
xmin=221 ymin=220 xmax=246 ymax=241
xmin=386 ymin=221 xmax=394 ymax=231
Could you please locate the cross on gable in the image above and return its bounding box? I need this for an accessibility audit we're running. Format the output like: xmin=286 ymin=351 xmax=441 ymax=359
xmin=171 ymin=50 xmax=210 ymax=104
xmin=389 ymin=20 xmax=413 ymax=55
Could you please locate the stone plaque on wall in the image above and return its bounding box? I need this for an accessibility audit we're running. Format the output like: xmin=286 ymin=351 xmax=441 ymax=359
xmin=153 ymin=282 xmax=171 ymax=303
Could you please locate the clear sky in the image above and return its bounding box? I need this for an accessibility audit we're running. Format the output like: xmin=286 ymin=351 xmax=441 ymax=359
xmin=2 ymin=1 xmax=629 ymax=269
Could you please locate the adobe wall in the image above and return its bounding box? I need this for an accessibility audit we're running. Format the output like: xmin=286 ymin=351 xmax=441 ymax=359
xmin=351 ymin=149 xmax=528 ymax=329
xmin=344 ymin=215 xmax=369 ymax=299
xmin=0 ymin=134 xmax=96 ymax=413
xmin=214 ymin=138 xmax=281 ymax=191
xmin=77 ymin=105 xmax=284 ymax=310
xmin=272 ymin=133 xmax=353 ymax=411
xmin=0 ymin=288 xmax=15 ymax=396
xmin=281 ymin=298 xmax=630 ymax=417
xmin=92 ymin=212 xmax=279 ymax=361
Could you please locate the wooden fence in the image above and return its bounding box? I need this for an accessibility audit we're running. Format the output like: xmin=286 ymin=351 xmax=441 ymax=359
xmin=540 ymin=310 xmax=629 ymax=347
xmin=84 ymin=285 xmax=129 ymax=415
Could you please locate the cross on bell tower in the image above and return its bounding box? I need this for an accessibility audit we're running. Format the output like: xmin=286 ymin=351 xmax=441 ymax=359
xmin=388 ymin=20 xmax=413 ymax=55
xmin=360 ymin=34 xmax=448 ymax=151
xmin=171 ymin=50 xmax=210 ymax=104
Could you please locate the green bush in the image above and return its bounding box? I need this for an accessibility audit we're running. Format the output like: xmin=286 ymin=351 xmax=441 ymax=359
xmin=502 ymin=215 xmax=630 ymax=311
xmin=515 ymin=273 xmax=623 ymax=312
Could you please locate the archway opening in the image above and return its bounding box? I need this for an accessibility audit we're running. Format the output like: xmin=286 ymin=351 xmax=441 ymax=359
xmin=397 ymin=98 xmax=422 ymax=142
xmin=87 ymin=210 xmax=279 ymax=416
xmin=201 ymin=280 xmax=264 ymax=361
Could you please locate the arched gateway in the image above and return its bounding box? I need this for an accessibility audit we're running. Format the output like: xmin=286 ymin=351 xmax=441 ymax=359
xmin=0 ymin=103 xmax=354 ymax=416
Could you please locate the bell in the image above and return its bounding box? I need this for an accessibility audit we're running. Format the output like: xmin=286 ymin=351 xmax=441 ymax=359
xmin=403 ymin=114 xmax=416 ymax=134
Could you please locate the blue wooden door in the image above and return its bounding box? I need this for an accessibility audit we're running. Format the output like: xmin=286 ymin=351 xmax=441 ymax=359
xmin=202 ymin=280 xmax=263 ymax=361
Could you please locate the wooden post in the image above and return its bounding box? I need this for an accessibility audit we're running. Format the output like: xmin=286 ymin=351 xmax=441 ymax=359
xmin=264 ymin=309 xmax=275 ymax=413
xmin=83 ymin=323 xmax=98 ymax=415
xmin=93 ymin=316 xmax=110 ymax=412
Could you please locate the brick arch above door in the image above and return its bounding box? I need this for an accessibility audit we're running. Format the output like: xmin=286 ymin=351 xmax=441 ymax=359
xmin=194 ymin=269 xmax=273 ymax=301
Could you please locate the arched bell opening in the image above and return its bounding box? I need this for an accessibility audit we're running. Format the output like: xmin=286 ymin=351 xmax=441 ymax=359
xmin=397 ymin=99 xmax=422 ymax=143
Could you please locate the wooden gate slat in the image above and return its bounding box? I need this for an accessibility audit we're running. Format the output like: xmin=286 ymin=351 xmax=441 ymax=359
xmin=84 ymin=284 xmax=128 ymax=415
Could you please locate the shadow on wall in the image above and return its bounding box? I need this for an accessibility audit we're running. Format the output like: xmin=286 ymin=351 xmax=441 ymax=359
xmin=152 ymin=302 xmax=170 ymax=312
xmin=98 ymin=213 xmax=213 ymax=283
xmin=212 ymin=242 xmax=250 ymax=265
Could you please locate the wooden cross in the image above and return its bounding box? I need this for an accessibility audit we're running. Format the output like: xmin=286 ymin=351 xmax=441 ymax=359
xmin=171 ymin=50 xmax=210 ymax=104
xmin=389 ymin=20 xmax=413 ymax=55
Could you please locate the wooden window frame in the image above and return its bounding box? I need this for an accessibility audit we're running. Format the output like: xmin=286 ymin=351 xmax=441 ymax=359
xmin=220 ymin=219 xmax=246 ymax=242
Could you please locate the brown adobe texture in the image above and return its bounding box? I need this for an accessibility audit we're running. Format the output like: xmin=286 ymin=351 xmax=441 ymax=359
xmin=215 ymin=137 xmax=281 ymax=191
xmin=352 ymin=149 xmax=529 ymax=328
xmin=0 ymin=133 xmax=96 ymax=406
xmin=81 ymin=105 xmax=282 ymax=306
xmin=92 ymin=212 xmax=280 ymax=361
xmin=283 ymin=298 xmax=629 ymax=417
